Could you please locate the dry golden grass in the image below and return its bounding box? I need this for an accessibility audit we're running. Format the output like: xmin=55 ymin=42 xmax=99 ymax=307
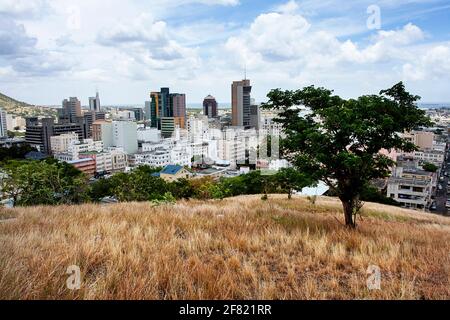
xmin=0 ymin=195 xmax=449 ymax=300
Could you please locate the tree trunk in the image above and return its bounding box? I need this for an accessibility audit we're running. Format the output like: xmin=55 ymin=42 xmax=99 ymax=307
xmin=341 ymin=199 xmax=356 ymax=229
xmin=288 ymin=189 xmax=292 ymax=200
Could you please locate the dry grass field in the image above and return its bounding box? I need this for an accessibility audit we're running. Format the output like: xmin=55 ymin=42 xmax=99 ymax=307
xmin=0 ymin=195 xmax=449 ymax=300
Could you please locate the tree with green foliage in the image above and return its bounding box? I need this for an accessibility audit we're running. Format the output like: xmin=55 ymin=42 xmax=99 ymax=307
xmin=422 ymin=162 xmax=439 ymax=173
xmin=168 ymin=178 xmax=195 ymax=200
xmin=109 ymin=166 xmax=168 ymax=202
xmin=274 ymin=168 xmax=313 ymax=199
xmin=89 ymin=178 xmax=113 ymax=202
xmin=263 ymin=82 xmax=431 ymax=228
xmin=0 ymin=160 xmax=89 ymax=206
xmin=0 ymin=144 xmax=37 ymax=162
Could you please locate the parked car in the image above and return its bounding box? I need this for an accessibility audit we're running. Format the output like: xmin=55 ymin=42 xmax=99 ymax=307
xmin=430 ymin=202 xmax=437 ymax=211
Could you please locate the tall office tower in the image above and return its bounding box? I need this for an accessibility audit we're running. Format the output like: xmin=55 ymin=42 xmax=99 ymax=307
xmin=150 ymin=88 xmax=186 ymax=137
xmin=250 ymin=104 xmax=261 ymax=130
xmin=25 ymin=117 xmax=83 ymax=154
xmin=89 ymin=91 xmax=101 ymax=112
xmin=129 ymin=108 xmax=145 ymax=122
xmin=60 ymin=97 xmax=82 ymax=123
xmin=171 ymin=93 xmax=186 ymax=130
xmin=0 ymin=108 xmax=7 ymax=137
xmin=232 ymin=79 xmax=252 ymax=128
xmin=203 ymin=95 xmax=218 ymax=118
xmin=144 ymin=101 xmax=152 ymax=121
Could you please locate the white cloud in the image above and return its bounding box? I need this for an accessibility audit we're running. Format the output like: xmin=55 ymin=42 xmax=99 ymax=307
xmin=97 ymin=14 xmax=201 ymax=78
xmin=275 ymin=0 xmax=299 ymax=13
xmin=0 ymin=0 xmax=48 ymax=17
xmin=402 ymin=44 xmax=450 ymax=81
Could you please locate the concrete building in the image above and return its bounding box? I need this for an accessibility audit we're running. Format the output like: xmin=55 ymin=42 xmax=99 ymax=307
xmin=387 ymin=166 xmax=435 ymax=210
xmin=25 ymin=118 xmax=83 ymax=154
xmin=144 ymin=101 xmax=152 ymax=121
xmin=137 ymin=127 xmax=161 ymax=143
xmin=403 ymin=131 xmax=434 ymax=150
xmin=6 ymin=114 xmax=26 ymax=131
xmin=232 ymin=79 xmax=252 ymax=128
xmin=260 ymin=110 xmax=284 ymax=137
xmin=50 ymin=132 xmax=79 ymax=154
xmin=93 ymin=120 xmax=138 ymax=154
xmin=60 ymin=97 xmax=82 ymax=123
xmin=109 ymin=148 xmax=128 ymax=172
xmin=150 ymin=88 xmax=186 ymax=137
xmin=187 ymin=115 xmax=209 ymax=143
xmin=68 ymin=158 xmax=96 ymax=177
xmin=112 ymin=121 xmax=138 ymax=154
xmin=89 ymin=91 xmax=101 ymax=112
xmin=79 ymin=151 xmax=113 ymax=173
xmin=67 ymin=139 xmax=104 ymax=160
xmin=134 ymin=149 xmax=171 ymax=168
xmin=0 ymin=108 xmax=7 ymax=137
xmin=135 ymin=141 xmax=191 ymax=168
xmin=203 ymin=95 xmax=218 ymax=118
xmin=413 ymin=149 xmax=445 ymax=167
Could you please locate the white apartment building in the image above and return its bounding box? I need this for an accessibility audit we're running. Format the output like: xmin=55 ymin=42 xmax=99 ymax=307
xmin=50 ymin=132 xmax=79 ymax=154
xmin=137 ymin=127 xmax=161 ymax=143
xmin=413 ymin=149 xmax=445 ymax=167
xmin=98 ymin=120 xmax=138 ymax=155
xmin=134 ymin=149 xmax=171 ymax=167
xmin=68 ymin=139 xmax=104 ymax=160
xmin=260 ymin=110 xmax=284 ymax=137
xmin=111 ymin=110 xmax=136 ymax=121
xmin=6 ymin=114 xmax=26 ymax=131
xmin=80 ymin=151 xmax=113 ymax=173
xmin=387 ymin=166 xmax=435 ymax=210
xmin=134 ymin=140 xmax=191 ymax=168
xmin=187 ymin=115 xmax=209 ymax=142
xmin=0 ymin=109 xmax=7 ymax=138
xmin=109 ymin=148 xmax=128 ymax=172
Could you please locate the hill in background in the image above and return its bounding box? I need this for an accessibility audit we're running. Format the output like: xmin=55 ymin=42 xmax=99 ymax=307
xmin=0 ymin=195 xmax=449 ymax=300
xmin=0 ymin=92 xmax=57 ymax=118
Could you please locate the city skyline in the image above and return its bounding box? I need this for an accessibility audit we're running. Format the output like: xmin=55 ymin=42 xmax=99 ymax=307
xmin=1 ymin=0 xmax=450 ymax=105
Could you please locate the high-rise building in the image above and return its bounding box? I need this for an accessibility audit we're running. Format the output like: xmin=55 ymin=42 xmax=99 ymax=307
xmin=89 ymin=91 xmax=101 ymax=112
xmin=93 ymin=120 xmax=138 ymax=154
xmin=144 ymin=101 xmax=152 ymax=121
xmin=232 ymin=79 xmax=252 ymax=128
xmin=25 ymin=117 xmax=83 ymax=154
xmin=203 ymin=95 xmax=218 ymax=118
xmin=60 ymin=97 xmax=82 ymax=123
xmin=250 ymin=104 xmax=261 ymax=130
xmin=172 ymin=93 xmax=187 ymax=130
xmin=129 ymin=108 xmax=145 ymax=122
xmin=0 ymin=108 xmax=7 ymax=137
xmin=150 ymin=88 xmax=186 ymax=137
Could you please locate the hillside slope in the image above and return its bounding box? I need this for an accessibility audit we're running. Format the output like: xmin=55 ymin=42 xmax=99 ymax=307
xmin=0 ymin=92 xmax=56 ymax=118
xmin=0 ymin=195 xmax=449 ymax=300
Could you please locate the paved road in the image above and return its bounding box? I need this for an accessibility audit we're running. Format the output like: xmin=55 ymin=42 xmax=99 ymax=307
xmin=435 ymin=174 xmax=448 ymax=215
xmin=435 ymin=150 xmax=450 ymax=216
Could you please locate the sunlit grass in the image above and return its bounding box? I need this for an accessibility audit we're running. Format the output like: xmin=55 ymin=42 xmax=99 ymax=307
xmin=0 ymin=195 xmax=449 ymax=300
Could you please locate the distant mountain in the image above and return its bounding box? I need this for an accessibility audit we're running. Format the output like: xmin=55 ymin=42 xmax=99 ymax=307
xmin=0 ymin=92 xmax=57 ymax=118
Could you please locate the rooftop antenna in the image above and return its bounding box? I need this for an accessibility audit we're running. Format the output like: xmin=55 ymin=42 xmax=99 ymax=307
xmin=244 ymin=63 xmax=247 ymax=80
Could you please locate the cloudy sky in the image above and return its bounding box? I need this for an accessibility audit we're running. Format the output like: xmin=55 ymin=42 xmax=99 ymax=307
xmin=1 ymin=0 xmax=450 ymax=106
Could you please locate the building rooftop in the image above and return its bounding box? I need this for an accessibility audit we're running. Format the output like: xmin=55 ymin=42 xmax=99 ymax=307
xmin=25 ymin=151 xmax=48 ymax=161
xmin=68 ymin=158 xmax=94 ymax=165
xmin=161 ymin=165 xmax=184 ymax=175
